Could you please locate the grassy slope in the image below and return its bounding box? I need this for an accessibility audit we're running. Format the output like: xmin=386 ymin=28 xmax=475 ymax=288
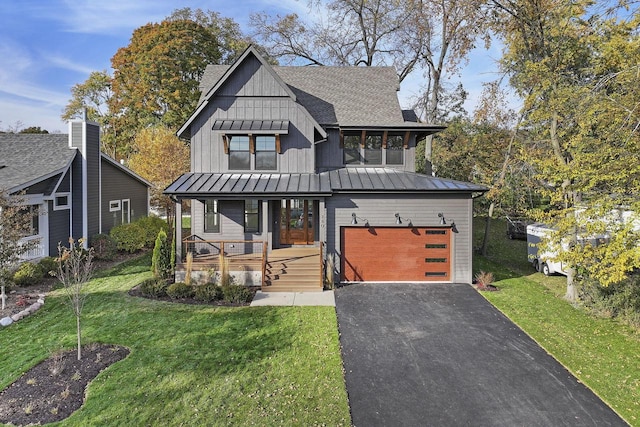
xmin=473 ymin=217 xmax=640 ymax=424
xmin=0 ymin=255 xmax=350 ymax=426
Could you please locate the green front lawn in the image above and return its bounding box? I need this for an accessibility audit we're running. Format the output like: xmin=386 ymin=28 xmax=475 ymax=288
xmin=474 ymin=217 xmax=640 ymax=425
xmin=0 ymin=254 xmax=350 ymax=426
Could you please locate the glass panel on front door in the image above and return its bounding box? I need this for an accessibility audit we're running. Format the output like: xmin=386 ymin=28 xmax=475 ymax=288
xmin=280 ymin=199 xmax=314 ymax=245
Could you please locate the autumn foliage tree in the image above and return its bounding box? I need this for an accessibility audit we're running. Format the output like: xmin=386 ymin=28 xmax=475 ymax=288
xmin=128 ymin=125 xmax=190 ymax=228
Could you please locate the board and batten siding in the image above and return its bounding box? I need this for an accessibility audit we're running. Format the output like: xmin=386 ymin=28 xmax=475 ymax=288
xmin=188 ymin=55 xmax=317 ymax=174
xmin=325 ymin=193 xmax=474 ymax=284
xmin=100 ymin=159 xmax=149 ymax=234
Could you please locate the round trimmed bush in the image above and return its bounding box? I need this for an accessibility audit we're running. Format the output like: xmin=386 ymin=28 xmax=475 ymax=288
xmin=91 ymin=233 xmax=117 ymax=260
xmin=135 ymin=216 xmax=169 ymax=248
xmin=194 ymin=282 xmax=222 ymax=302
xmin=166 ymin=282 xmax=195 ymax=299
xmin=13 ymin=262 xmax=44 ymax=286
xmin=139 ymin=278 xmax=169 ymax=297
xmin=221 ymin=284 xmax=253 ymax=303
xmin=110 ymin=223 xmax=146 ymax=253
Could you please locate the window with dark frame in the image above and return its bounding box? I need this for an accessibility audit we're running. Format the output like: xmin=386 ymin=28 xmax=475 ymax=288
xmin=386 ymin=134 xmax=404 ymax=165
xmin=228 ymin=135 xmax=250 ymax=170
xmin=255 ymin=135 xmax=277 ymax=170
xmin=364 ymin=134 xmax=382 ymax=164
xmin=244 ymin=200 xmax=259 ymax=233
xmin=343 ymin=132 xmax=405 ymax=165
xmin=204 ymin=200 xmax=220 ymax=233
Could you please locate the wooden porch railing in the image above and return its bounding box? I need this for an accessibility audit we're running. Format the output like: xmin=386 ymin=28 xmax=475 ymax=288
xmin=320 ymin=241 xmax=325 ymax=288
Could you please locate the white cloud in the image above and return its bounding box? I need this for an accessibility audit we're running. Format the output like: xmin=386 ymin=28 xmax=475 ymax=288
xmin=41 ymin=53 xmax=98 ymax=75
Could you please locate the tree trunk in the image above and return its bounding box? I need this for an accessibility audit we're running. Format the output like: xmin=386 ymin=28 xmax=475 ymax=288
xmin=76 ymin=316 xmax=82 ymax=361
xmin=564 ymin=267 xmax=577 ymax=302
xmin=481 ymin=204 xmax=495 ymax=257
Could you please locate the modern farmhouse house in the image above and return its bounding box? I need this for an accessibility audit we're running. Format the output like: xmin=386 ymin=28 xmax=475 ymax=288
xmin=0 ymin=117 xmax=150 ymax=260
xmin=165 ymin=45 xmax=486 ymax=291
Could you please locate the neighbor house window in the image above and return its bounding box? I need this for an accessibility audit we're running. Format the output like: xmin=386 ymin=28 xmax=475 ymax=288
xmin=229 ymin=135 xmax=250 ymax=170
xmin=255 ymin=136 xmax=277 ymax=170
xmin=244 ymin=200 xmax=259 ymax=233
xmin=364 ymin=134 xmax=382 ymax=164
xmin=54 ymin=194 xmax=70 ymax=210
xmin=386 ymin=134 xmax=404 ymax=165
xmin=28 ymin=205 xmax=39 ymax=236
xmin=204 ymin=200 xmax=220 ymax=233
xmin=109 ymin=200 xmax=121 ymax=212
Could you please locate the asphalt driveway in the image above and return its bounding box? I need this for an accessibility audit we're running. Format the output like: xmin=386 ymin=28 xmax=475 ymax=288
xmin=335 ymin=283 xmax=626 ymax=426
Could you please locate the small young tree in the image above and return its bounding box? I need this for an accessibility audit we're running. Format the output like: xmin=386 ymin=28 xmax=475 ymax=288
xmin=56 ymin=238 xmax=94 ymax=361
xmin=151 ymin=229 xmax=172 ymax=280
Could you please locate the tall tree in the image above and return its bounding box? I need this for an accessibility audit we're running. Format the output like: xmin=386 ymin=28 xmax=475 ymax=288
xmin=253 ymin=0 xmax=489 ymax=174
xmin=128 ymin=125 xmax=190 ymax=229
xmin=109 ymin=19 xmax=223 ymax=157
xmin=493 ymin=1 xmax=640 ymax=296
xmin=61 ymin=71 xmax=117 ymax=156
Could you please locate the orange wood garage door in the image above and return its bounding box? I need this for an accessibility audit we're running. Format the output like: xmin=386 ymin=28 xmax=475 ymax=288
xmin=341 ymin=226 xmax=451 ymax=282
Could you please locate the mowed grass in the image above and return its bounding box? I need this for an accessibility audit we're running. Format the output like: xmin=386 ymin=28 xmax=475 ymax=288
xmin=0 ymin=254 xmax=350 ymax=426
xmin=474 ymin=217 xmax=640 ymax=424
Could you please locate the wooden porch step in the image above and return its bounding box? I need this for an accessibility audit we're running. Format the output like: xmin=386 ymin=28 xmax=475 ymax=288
xmin=263 ymin=247 xmax=322 ymax=292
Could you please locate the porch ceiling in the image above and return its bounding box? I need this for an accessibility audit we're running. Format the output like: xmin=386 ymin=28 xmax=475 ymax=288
xmin=164 ymin=168 xmax=487 ymax=199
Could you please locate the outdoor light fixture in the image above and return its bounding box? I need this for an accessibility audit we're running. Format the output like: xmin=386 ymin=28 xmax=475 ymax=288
xmin=395 ymin=213 xmax=413 ymax=227
xmin=351 ymin=213 xmax=369 ymax=227
xmin=438 ymin=212 xmax=446 ymax=225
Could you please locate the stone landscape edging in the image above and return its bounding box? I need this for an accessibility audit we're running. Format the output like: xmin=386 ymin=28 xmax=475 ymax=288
xmin=0 ymin=294 xmax=45 ymax=327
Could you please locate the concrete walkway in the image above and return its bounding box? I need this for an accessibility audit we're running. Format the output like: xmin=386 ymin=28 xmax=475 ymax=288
xmin=250 ymin=290 xmax=335 ymax=306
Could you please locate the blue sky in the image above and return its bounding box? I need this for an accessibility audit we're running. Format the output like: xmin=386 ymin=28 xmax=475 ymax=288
xmin=0 ymin=0 xmax=509 ymax=133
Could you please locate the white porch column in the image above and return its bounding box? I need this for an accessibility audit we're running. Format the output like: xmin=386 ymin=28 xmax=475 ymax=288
xmin=262 ymin=200 xmax=271 ymax=251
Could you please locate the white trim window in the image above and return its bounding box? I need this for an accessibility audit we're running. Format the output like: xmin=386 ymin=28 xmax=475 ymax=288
xmin=109 ymin=200 xmax=121 ymax=212
xmin=121 ymin=199 xmax=130 ymax=224
xmin=53 ymin=193 xmax=70 ymax=210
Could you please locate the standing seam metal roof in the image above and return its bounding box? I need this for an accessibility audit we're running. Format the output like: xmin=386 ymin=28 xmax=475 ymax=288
xmin=164 ymin=168 xmax=487 ymax=197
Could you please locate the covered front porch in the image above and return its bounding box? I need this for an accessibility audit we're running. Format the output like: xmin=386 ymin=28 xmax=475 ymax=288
xmin=175 ymin=238 xmax=324 ymax=292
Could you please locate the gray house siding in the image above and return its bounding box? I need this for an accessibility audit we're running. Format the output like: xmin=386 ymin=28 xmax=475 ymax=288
xmin=100 ymin=159 xmax=149 ymax=234
xmin=86 ymin=123 xmax=100 ymax=238
xmin=48 ymin=200 xmax=70 ymax=254
xmin=70 ymin=153 xmax=83 ymax=239
xmin=325 ymin=193 xmax=474 ymax=283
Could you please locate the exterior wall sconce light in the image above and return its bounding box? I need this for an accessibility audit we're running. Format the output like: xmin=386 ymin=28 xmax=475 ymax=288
xmin=438 ymin=212 xmax=446 ymax=225
xmin=351 ymin=213 xmax=369 ymax=227
xmin=395 ymin=213 xmax=413 ymax=227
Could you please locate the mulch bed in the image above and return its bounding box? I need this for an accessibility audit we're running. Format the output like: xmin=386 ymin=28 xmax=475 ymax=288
xmin=0 ymin=344 xmax=129 ymax=426
xmin=128 ymin=284 xmax=259 ymax=307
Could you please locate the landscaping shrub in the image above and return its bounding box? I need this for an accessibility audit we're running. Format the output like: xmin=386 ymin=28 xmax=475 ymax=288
xmin=166 ymin=282 xmax=195 ymax=299
xmin=580 ymin=275 xmax=640 ymax=327
xmin=110 ymin=223 xmax=146 ymax=253
xmin=91 ymin=234 xmax=117 ymax=260
xmin=37 ymin=257 xmax=58 ymax=277
xmin=13 ymin=262 xmax=44 ymax=286
xmin=221 ymin=284 xmax=253 ymax=303
xmin=139 ymin=278 xmax=169 ymax=297
xmin=135 ymin=216 xmax=168 ymax=248
xmin=151 ymin=230 xmax=172 ymax=280
xmin=194 ymin=282 xmax=222 ymax=302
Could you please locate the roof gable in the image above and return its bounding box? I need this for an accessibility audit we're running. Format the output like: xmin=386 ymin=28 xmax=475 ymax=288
xmin=0 ymin=133 xmax=76 ymax=193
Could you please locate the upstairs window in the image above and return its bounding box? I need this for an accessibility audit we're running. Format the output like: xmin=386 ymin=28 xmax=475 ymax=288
xmin=229 ymin=135 xmax=250 ymax=170
xmin=342 ymin=131 xmax=406 ymax=166
xmin=386 ymin=134 xmax=404 ymax=165
xmin=255 ymin=136 xmax=277 ymax=170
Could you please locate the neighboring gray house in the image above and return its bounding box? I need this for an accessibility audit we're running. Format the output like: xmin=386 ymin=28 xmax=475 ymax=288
xmin=165 ymin=46 xmax=486 ymax=290
xmin=0 ymin=118 xmax=151 ymax=260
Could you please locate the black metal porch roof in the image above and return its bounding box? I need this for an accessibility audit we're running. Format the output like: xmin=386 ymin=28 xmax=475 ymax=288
xmin=165 ymin=168 xmax=487 ymax=199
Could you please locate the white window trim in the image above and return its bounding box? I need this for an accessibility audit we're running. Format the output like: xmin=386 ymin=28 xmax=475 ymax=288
xmin=121 ymin=199 xmax=131 ymax=224
xmin=109 ymin=200 xmax=121 ymax=212
xmin=53 ymin=193 xmax=71 ymax=211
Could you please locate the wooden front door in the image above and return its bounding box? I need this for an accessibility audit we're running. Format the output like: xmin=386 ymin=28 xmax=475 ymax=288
xmin=280 ymin=199 xmax=314 ymax=245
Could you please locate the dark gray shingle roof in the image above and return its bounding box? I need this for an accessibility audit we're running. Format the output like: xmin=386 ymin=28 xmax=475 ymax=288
xmin=0 ymin=134 xmax=75 ymax=193
xmin=164 ymin=169 xmax=487 ymax=198
xmin=199 ymin=64 xmax=416 ymax=127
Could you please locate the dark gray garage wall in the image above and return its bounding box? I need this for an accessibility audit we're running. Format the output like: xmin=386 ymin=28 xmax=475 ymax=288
xmin=325 ymin=193 xmax=474 ymax=283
